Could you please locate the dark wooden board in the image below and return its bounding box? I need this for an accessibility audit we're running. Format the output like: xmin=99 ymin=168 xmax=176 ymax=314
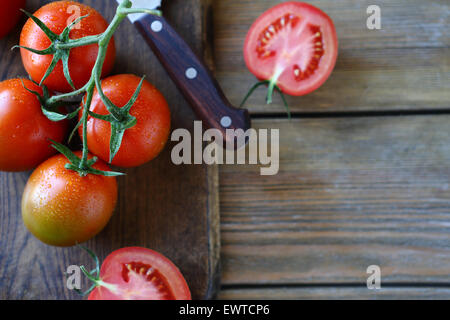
xmin=0 ymin=0 xmax=220 ymax=300
xmin=219 ymin=117 xmax=450 ymax=287
xmin=213 ymin=0 xmax=450 ymax=114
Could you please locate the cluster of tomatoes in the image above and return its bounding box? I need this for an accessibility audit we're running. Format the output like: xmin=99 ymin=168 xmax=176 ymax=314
xmin=0 ymin=1 xmax=193 ymax=300
xmin=1 ymin=1 xmax=171 ymax=246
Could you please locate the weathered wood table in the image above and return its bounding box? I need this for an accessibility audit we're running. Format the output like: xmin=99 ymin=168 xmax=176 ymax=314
xmin=214 ymin=0 xmax=450 ymax=299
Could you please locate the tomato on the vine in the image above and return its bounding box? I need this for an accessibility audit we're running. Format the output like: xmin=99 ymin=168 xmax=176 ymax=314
xmin=88 ymin=247 xmax=191 ymax=300
xmin=244 ymin=2 xmax=338 ymax=97
xmin=80 ymin=74 xmax=171 ymax=168
xmin=20 ymin=1 xmax=115 ymax=93
xmin=0 ymin=0 xmax=26 ymax=39
xmin=0 ymin=79 xmax=67 ymax=172
xmin=21 ymin=152 xmax=118 ymax=247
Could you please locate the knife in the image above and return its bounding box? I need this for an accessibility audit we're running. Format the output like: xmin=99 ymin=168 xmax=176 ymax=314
xmin=117 ymin=0 xmax=251 ymax=148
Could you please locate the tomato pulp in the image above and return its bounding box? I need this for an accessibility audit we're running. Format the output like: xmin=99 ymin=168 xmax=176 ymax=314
xmin=88 ymin=247 xmax=192 ymax=300
xmin=244 ymin=2 xmax=338 ymax=96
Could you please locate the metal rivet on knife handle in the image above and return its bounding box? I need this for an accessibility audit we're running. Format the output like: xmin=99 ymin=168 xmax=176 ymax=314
xmin=132 ymin=4 xmax=252 ymax=149
xmin=151 ymin=21 xmax=163 ymax=32
xmin=185 ymin=67 xmax=198 ymax=80
xmin=220 ymin=116 xmax=232 ymax=128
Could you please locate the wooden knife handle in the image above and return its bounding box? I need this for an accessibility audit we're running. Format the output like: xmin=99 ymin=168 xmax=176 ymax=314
xmin=135 ymin=14 xmax=251 ymax=147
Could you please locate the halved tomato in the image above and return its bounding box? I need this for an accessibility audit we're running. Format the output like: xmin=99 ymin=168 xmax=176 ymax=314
xmin=244 ymin=2 xmax=338 ymax=96
xmin=88 ymin=247 xmax=191 ymax=300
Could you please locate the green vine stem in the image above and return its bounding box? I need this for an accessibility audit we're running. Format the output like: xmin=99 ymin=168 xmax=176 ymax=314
xmin=75 ymin=246 xmax=119 ymax=297
xmin=15 ymin=0 xmax=162 ymax=176
xmin=240 ymin=79 xmax=292 ymax=119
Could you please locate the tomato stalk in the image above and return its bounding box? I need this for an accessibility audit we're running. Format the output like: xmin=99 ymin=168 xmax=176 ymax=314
xmin=14 ymin=0 xmax=162 ymax=176
xmin=240 ymin=78 xmax=292 ymax=119
xmin=75 ymin=246 xmax=119 ymax=297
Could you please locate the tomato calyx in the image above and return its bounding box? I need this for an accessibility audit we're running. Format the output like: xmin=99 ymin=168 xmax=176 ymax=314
xmin=241 ymin=40 xmax=292 ymax=118
xmin=87 ymin=76 xmax=146 ymax=163
xmin=240 ymin=78 xmax=291 ymax=119
xmin=75 ymin=246 xmax=120 ymax=297
xmin=51 ymin=141 xmax=123 ymax=177
xmin=14 ymin=10 xmax=97 ymax=90
xmin=20 ymin=79 xmax=81 ymax=122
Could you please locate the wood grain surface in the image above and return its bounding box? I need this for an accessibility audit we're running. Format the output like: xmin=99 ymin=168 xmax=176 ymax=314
xmin=1 ymin=0 xmax=449 ymax=301
xmin=0 ymin=0 xmax=220 ymax=300
xmin=213 ymin=0 xmax=450 ymax=114
xmin=212 ymin=0 xmax=450 ymax=299
xmin=219 ymin=286 xmax=450 ymax=300
xmin=219 ymin=117 xmax=450 ymax=296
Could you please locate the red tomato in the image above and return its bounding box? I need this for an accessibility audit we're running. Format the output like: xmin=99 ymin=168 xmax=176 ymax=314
xmin=244 ymin=2 xmax=338 ymax=96
xmin=20 ymin=1 xmax=115 ymax=93
xmin=88 ymin=247 xmax=191 ymax=300
xmin=0 ymin=0 xmax=26 ymax=39
xmin=80 ymin=74 xmax=171 ymax=168
xmin=0 ymin=79 xmax=67 ymax=172
xmin=21 ymin=152 xmax=118 ymax=247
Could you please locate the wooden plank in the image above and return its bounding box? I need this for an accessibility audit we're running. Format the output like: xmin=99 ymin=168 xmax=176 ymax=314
xmin=0 ymin=0 xmax=220 ymax=300
xmin=216 ymin=48 xmax=450 ymax=113
xmin=214 ymin=0 xmax=450 ymax=51
xmin=213 ymin=0 xmax=450 ymax=113
xmin=220 ymin=117 xmax=450 ymax=285
xmin=219 ymin=286 xmax=450 ymax=300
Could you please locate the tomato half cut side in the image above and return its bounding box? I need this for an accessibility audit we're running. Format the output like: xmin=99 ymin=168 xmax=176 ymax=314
xmin=244 ymin=2 xmax=338 ymax=97
xmin=88 ymin=247 xmax=191 ymax=300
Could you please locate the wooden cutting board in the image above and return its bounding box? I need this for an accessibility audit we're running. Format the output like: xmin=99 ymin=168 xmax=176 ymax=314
xmin=0 ymin=0 xmax=220 ymax=300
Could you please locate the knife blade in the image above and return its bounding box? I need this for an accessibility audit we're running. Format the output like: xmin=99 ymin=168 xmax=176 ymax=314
xmin=123 ymin=0 xmax=161 ymax=23
xmin=116 ymin=0 xmax=251 ymax=149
